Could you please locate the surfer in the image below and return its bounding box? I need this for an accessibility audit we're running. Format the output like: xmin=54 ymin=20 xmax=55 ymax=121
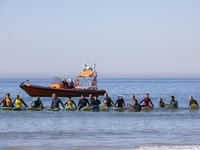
xmin=11 ymin=94 xmax=28 ymax=108
xmin=189 ymin=96 xmax=199 ymax=107
xmin=114 ymin=95 xmax=125 ymax=108
xmin=51 ymin=93 xmax=65 ymax=109
xmin=170 ymin=96 xmax=178 ymax=108
xmin=0 ymin=93 xmax=12 ymax=107
xmin=64 ymin=97 xmax=77 ymax=108
xmin=77 ymin=95 xmax=90 ymax=110
xmin=89 ymin=94 xmax=95 ymax=103
xmin=104 ymin=93 xmax=114 ymax=107
xmin=158 ymin=98 xmax=165 ymax=107
xmin=30 ymin=96 xmax=43 ymax=108
xmin=139 ymin=93 xmax=155 ymax=108
xmin=90 ymin=96 xmax=101 ymax=106
xmin=133 ymin=100 xmax=141 ymax=110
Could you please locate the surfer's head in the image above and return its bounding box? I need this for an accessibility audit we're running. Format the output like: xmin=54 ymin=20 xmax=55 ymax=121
xmin=131 ymin=95 xmax=135 ymax=100
xmin=36 ymin=97 xmax=40 ymax=101
xmin=104 ymin=93 xmax=108 ymax=97
xmin=170 ymin=96 xmax=174 ymax=101
xmin=146 ymin=93 xmax=149 ymax=98
xmin=52 ymin=93 xmax=56 ymax=99
xmin=81 ymin=95 xmax=84 ymax=99
xmin=189 ymin=96 xmax=193 ymax=101
xmin=133 ymin=100 xmax=138 ymax=105
xmin=158 ymin=98 xmax=162 ymax=102
xmin=16 ymin=94 xmax=19 ymax=99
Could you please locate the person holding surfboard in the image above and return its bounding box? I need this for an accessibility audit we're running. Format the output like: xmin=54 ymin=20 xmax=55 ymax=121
xmin=170 ymin=96 xmax=178 ymax=108
xmin=64 ymin=97 xmax=77 ymax=108
xmin=90 ymin=96 xmax=101 ymax=106
xmin=30 ymin=96 xmax=43 ymax=108
xmin=158 ymin=98 xmax=165 ymax=107
xmin=11 ymin=94 xmax=28 ymax=108
xmin=0 ymin=93 xmax=12 ymax=107
xmin=189 ymin=96 xmax=199 ymax=107
xmin=104 ymin=93 xmax=114 ymax=107
xmin=77 ymin=95 xmax=90 ymax=110
xmin=51 ymin=93 xmax=65 ymax=109
xmin=139 ymin=93 xmax=155 ymax=108
xmin=114 ymin=95 xmax=125 ymax=108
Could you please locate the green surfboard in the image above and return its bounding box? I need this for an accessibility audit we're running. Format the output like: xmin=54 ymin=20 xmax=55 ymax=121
xmin=164 ymin=103 xmax=173 ymax=109
xmin=141 ymin=106 xmax=152 ymax=110
xmin=81 ymin=106 xmax=91 ymax=111
xmin=113 ymin=106 xmax=124 ymax=112
xmin=99 ymin=104 xmax=109 ymax=112
xmin=64 ymin=106 xmax=75 ymax=111
xmin=47 ymin=107 xmax=60 ymax=111
xmin=1 ymin=107 xmax=12 ymax=111
xmin=12 ymin=107 xmax=23 ymax=111
xmin=189 ymin=104 xmax=199 ymax=109
xmin=27 ymin=107 xmax=42 ymax=111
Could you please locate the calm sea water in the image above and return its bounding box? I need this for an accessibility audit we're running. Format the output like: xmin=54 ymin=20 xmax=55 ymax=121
xmin=0 ymin=78 xmax=200 ymax=150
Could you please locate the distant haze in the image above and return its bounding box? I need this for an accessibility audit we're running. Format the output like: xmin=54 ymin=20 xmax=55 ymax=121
xmin=0 ymin=0 xmax=200 ymax=78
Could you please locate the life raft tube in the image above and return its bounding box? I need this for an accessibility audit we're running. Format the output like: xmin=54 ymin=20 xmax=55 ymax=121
xmin=90 ymin=79 xmax=96 ymax=86
xmin=73 ymin=79 xmax=79 ymax=86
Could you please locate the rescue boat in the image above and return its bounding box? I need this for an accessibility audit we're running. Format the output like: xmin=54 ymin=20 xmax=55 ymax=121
xmin=20 ymin=64 xmax=106 ymax=97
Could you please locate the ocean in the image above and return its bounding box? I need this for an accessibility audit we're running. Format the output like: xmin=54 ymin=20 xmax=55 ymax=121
xmin=0 ymin=78 xmax=200 ymax=150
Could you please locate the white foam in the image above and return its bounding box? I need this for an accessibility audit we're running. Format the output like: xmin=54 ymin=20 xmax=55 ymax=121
xmin=127 ymin=145 xmax=200 ymax=150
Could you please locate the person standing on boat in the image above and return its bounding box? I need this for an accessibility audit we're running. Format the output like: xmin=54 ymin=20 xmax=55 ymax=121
xmin=90 ymin=96 xmax=101 ymax=106
xmin=0 ymin=93 xmax=12 ymax=107
xmin=61 ymin=79 xmax=69 ymax=88
xmin=139 ymin=93 xmax=155 ymax=108
xmin=189 ymin=96 xmax=199 ymax=107
xmin=69 ymin=79 xmax=75 ymax=88
xmin=170 ymin=96 xmax=178 ymax=108
xmin=104 ymin=93 xmax=114 ymax=107
xmin=30 ymin=96 xmax=43 ymax=108
xmin=11 ymin=95 xmax=28 ymax=108
xmin=64 ymin=97 xmax=77 ymax=108
xmin=51 ymin=93 xmax=65 ymax=109
xmin=158 ymin=98 xmax=165 ymax=107
xmin=114 ymin=95 xmax=125 ymax=108
xmin=89 ymin=94 xmax=95 ymax=103
xmin=77 ymin=95 xmax=90 ymax=110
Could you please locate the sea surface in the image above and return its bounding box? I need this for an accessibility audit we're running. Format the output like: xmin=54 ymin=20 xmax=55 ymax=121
xmin=0 ymin=78 xmax=200 ymax=150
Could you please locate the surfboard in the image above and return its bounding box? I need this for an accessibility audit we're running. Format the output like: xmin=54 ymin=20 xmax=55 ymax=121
xmin=99 ymin=104 xmax=109 ymax=112
xmin=126 ymin=103 xmax=137 ymax=112
xmin=91 ymin=105 xmax=99 ymax=111
xmin=189 ymin=103 xmax=199 ymax=109
xmin=1 ymin=107 xmax=12 ymax=110
xmin=113 ymin=106 xmax=124 ymax=112
xmin=81 ymin=106 xmax=91 ymax=111
xmin=47 ymin=107 xmax=60 ymax=111
xmin=12 ymin=107 xmax=23 ymax=111
xmin=164 ymin=103 xmax=173 ymax=108
xmin=27 ymin=107 xmax=42 ymax=111
xmin=141 ymin=106 xmax=152 ymax=110
xmin=64 ymin=106 xmax=75 ymax=111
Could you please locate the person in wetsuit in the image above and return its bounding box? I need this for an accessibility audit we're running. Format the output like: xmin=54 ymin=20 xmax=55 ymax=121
xmin=170 ymin=96 xmax=178 ymax=108
xmin=133 ymin=100 xmax=141 ymax=111
xmin=139 ymin=93 xmax=155 ymax=108
xmin=30 ymin=96 xmax=43 ymax=108
xmin=89 ymin=94 xmax=95 ymax=103
xmin=91 ymin=96 xmax=101 ymax=106
xmin=114 ymin=95 xmax=125 ymax=108
xmin=104 ymin=93 xmax=114 ymax=107
xmin=189 ymin=96 xmax=198 ymax=107
xmin=11 ymin=94 xmax=28 ymax=108
xmin=0 ymin=93 xmax=12 ymax=107
xmin=158 ymin=98 xmax=165 ymax=107
xmin=51 ymin=93 xmax=65 ymax=109
xmin=64 ymin=97 xmax=77 ymax=108
xmin=77 ymin=95 xmax=90 ymax=110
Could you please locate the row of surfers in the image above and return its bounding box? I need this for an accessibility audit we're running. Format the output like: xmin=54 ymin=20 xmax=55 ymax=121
xmin=0 ymin=93 xmax=199 ymax=110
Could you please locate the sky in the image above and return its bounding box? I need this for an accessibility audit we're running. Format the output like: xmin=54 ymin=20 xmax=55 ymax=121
xmin=0 ymin=0 xmax=200 ymax=78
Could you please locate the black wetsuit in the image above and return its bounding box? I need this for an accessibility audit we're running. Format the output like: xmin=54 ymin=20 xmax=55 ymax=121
xmin=89 ymin=97 xmax=95 ymax=103
xmin=114 ymin=99 xmax=125 ymax=107
xmin=189 ymin=99 xmax=199 ymax=107
xmin=133 ymin=104 xmax=141 ymax=110
xmin=78 ymin=98 xmax=90 ymax=109
xmin=104 ymin=96 xmax=114 ymax=107
xmin=51 ymin=98 xmax=64 ymax=109
xmin=159 ymin=101 xmax=165 ymax=107
xmin=91 ymin=100 xmax=101 ymax=106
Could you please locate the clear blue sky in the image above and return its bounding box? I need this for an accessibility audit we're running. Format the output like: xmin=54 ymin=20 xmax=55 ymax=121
xmin=0 ymin=0 xmax=200 ymax=78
